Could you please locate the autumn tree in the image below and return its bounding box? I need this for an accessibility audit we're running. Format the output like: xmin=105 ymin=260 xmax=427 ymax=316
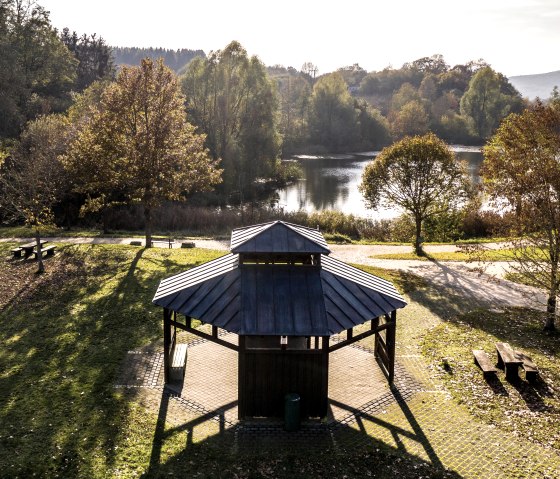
xmin=0 ymin=114 xmax=69 ymax=272
xmin=389 ymin=100 xmax=430 ymax=138
xmin=66 ymin=58 xmax=221 ymax=246
xmin=360 ymin=133 xmax=471 ymax=255
xmin=483 ymin=101 xmax=560 ymax=331
xmin=63 ymin=81 xmax=127 ymax=232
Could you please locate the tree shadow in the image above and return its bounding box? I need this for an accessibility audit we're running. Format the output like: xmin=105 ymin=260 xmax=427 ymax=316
xmin=138 ymin=385 xmax=463 ymax=479
xmin=0 ymin=245 xmax=171 ymax=476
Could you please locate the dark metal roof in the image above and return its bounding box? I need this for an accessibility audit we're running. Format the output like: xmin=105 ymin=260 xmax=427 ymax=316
xmin=230 ymin=221 xmax=330 ymax=254
xmin=153 ymin=254 xmax=407 ymax=337
xmin=240 ymin=265 xmax=328 ymax=335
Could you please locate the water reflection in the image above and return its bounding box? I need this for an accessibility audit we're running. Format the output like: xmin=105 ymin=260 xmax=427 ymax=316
xmin=276 ymin=147 xmax=483 ymax=219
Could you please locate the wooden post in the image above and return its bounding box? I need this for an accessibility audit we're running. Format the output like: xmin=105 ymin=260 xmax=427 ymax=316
xmin=321 ymin=336 xmax=329 ymax=417
xmin=387 ymin=311 xmax=397 ymax=384
xmin=163 ymin=308 xmax=171 ymax=384
xmin=373 ymin=317 xmax=380 ymax=359
xmin=238 ymin=335 xmax=246 ymax=420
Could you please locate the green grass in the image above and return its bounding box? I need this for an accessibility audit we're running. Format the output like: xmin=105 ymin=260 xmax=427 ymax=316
xmin=0 ymin=243 xmax=454 ymax=478
xmin=422 ymin=308 xmax=560 ymax=452
xmin=372 ymin=248 xmax=519 ymax=262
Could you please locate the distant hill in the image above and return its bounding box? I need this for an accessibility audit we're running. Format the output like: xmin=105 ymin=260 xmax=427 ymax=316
xmin=112 ymin=47 xmax=205 ymax=73
xmin=508 ymin=70 xmax=560 ymax=100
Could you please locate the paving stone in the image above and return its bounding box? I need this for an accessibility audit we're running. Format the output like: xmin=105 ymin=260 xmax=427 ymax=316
xmin=115 ymin=330 xmax=560 ymax=478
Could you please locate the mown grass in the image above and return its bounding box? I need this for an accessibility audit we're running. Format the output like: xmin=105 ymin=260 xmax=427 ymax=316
xmin=372 ymin=248 xmax=518 ymax=262
xmin=0 ymin=243 xmax=454 ymax=478
xmin=422 ymin=308 xmax=560 ymax=452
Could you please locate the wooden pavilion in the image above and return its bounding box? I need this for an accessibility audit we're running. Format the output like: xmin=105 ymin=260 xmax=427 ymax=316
xmin=152 ymin=221 xmax=406 ymax=419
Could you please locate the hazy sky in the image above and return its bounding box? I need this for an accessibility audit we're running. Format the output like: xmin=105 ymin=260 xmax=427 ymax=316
xmin=40 ymin=0 xmax=559 ymax=77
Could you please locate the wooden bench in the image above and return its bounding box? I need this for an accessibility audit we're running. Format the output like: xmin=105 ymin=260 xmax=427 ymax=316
xmin=473 ymin=349 xmax=498 ymax=377
xmin=515 ymin=351 xmax=539 ymax=384
xmin=151 ymin=237 xmax=175 ymax=248
xmin=169 ymin=343 xmax=187 ymax=382
xmin=33 ymin=245 xmax=56 ymax=259
xmin=495 ymin=342 xmax=522 ymax=381
xmin=11 ymin=247 xmax=23 ymax=259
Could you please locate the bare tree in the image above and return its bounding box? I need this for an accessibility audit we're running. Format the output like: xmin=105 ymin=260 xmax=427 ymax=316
xmin=0 ymin=114 xmax=69 ymax=272
xmin=483 ymin=101 xmax=560 ymax=331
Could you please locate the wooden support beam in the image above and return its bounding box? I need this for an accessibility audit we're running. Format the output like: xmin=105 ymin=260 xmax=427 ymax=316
xmin=347 ymin=328 xmax=353 ymax=340
xmin=170 ymin=318 xmax=238 ymax=352
xmin=238 ymin=336 xmax=246 ymax=420
xmin=163 ymin=308 xmax=171 ymax=384
xmin=329 ymin=322 xmax=390 ymax=353
xmin=212 ymin=325 xmax=218 ymax=338
xmin=388 ymin=310 xmax=397 ymax=383
xmin=321 ymin=336 xmax=329 ymax=417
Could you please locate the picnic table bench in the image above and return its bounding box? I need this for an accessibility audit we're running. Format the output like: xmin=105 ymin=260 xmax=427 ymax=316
xmin=33 ymin=244 xmax=56 ymax=259
xmin=495 ymin=342 xmax=522 ymax=381
xmin=514 ymin=351 xmax=539 ymax=384
xmin=473 ymin=349 xmax=498 ymax=377
xmin=169 ymin=343 xmax=187 ymax=382
xmin=12 ymin=240 xmax=48 ymax=259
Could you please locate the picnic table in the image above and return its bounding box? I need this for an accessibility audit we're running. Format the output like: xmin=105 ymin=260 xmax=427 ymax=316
xmin=495 ymin=342 xmax=523 ymax=381
xmin=12 ymin=240 xmax=48 ymax=259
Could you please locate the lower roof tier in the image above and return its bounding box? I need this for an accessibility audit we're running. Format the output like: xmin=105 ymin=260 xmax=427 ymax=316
xmin=153 ymin=253 xmax=406 ymax=336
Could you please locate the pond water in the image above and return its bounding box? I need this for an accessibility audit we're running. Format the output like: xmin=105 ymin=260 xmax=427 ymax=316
xmin=275 ymin=146 xmax=483 ymax=219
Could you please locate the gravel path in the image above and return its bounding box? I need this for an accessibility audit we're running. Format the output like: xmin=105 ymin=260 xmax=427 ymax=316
xmin=5 ymin=236 xmax=547 ymax=312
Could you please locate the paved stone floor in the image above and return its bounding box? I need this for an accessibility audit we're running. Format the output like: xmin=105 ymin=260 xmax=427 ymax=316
xmin=116 ymin=334 xmax=560 ymax=478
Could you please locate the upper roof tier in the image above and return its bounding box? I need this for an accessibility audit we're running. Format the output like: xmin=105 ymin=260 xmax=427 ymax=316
xmin=230 ymin=221 xmax=330 ymax=255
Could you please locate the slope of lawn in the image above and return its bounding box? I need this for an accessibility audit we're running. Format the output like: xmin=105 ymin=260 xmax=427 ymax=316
xmin=0 ymin=243 xmax=456 ymax=479
xmin=422 ymin=308 xmax=560 ymax=451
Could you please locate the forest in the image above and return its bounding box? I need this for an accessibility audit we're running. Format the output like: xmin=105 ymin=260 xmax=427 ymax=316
xmin=0 ymin=0 xmax=550 ymax=236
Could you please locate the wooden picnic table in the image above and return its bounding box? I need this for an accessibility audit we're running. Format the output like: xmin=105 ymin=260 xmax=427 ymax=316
xmin=12 ymin=240 xmax=48 ymax=259
xmin=495 ymin=342 xmax=522 ymax=381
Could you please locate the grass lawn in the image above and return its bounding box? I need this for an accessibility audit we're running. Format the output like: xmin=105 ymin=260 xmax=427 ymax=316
xmin=0 ymin=243 xmax=459 ymax=479
xmin=422 ymin=308 xmax=560 ymax=451
xmin=372 ymin=249 xmax=520 ymax=262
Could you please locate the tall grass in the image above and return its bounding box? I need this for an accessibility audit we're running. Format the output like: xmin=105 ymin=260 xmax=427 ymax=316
xmin=103 ymin=202 xmax=513 ymax=243
xmin=103 ymin=203 xmax=394 ymax=240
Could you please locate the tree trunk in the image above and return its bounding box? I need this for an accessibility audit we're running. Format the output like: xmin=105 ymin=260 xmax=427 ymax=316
xmin=545 ymin=293 xmax=556 ymax=331
xmin=102 ymin=211 xmax=109 ymax=234
xmin=35 ymin=228 xmax=44 ymax=274
xmin=414 ymin=215 xmax=423 ymax=256
xmin=145 ymin=205 xmax=152 ymax=248
xmin=545 ymin=264 xmax=557 ymax=330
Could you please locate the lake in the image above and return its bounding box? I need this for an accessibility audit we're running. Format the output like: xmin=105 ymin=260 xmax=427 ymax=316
xmin=275 ymin=146 xmax=483 ymax=219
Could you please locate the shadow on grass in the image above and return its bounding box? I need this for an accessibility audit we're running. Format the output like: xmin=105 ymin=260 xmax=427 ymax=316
xmin=0 ymin=244 xmax=223 ymax=477
xmin=138 ymin=384 xmax=462 ymax=479
xmin=484 ymin=375 xmax=509 ymax=396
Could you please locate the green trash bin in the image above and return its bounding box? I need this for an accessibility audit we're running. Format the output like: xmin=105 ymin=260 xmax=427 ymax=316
xmin=284 ymin=393 xmax=301 ymax=431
